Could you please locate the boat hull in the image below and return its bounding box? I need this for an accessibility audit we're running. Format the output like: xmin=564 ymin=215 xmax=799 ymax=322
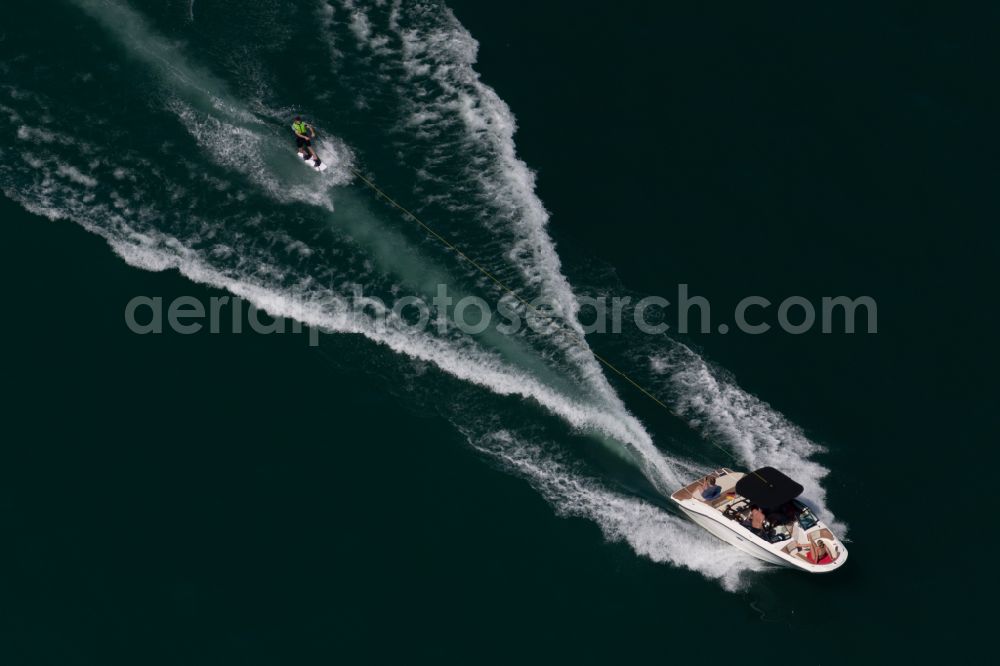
xmin=678 ymin=504 xmax=790 ymax=567
xmin=675 ymin=500 xmax=848 ymax=572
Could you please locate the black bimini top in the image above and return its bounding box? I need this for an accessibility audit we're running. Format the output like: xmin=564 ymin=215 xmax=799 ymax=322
xmin=735 ymin=467 xmax=804 ymax=508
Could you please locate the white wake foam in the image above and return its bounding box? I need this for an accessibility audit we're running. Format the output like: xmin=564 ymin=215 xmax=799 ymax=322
xmin=470 ymin=430 xmax=767 ymax=590
xmin=326 ymin=0 xmax=681 ymax=476
xmin=650 ymin=344 xmax=846 ymax=535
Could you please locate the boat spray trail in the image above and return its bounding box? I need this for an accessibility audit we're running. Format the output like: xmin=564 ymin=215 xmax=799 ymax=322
xmin=0 ymin=0 xmax=843 ymax=589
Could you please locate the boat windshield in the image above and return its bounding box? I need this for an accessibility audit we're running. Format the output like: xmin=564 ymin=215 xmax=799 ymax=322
xmin=795 ymin=502 xmax=819 ymax=529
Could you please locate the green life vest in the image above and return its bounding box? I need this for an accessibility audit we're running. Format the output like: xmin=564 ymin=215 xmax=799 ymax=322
xmin=292 ymin=121 xmax=307 ymax=135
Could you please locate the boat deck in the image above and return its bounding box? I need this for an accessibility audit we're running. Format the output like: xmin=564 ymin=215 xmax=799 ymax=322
xmin=671 ymin=467 xmax=741 ymax=505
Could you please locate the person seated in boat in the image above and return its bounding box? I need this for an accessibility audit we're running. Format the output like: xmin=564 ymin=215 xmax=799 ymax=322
xmin=694 ymin=475 xmax=722 ymax=501
xmin=743 ymin=505 xmax=766 ymax=536
xmin=767 ymin=507 xmax=790 ymax=527
xmin=808 ymin=538 xmax=832 ymax=564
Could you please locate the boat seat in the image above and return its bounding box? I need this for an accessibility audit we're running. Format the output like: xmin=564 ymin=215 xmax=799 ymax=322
xmin=715 ymin=472 xmax=742 ymax=495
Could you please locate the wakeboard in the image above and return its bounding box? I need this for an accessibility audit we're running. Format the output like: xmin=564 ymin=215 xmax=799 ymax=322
xmin=301 ymin=154 xmax=328 ymax=172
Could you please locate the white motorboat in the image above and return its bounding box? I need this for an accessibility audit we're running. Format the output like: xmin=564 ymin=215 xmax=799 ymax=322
xmin=670 ymin=466 xmax=848 ymax=573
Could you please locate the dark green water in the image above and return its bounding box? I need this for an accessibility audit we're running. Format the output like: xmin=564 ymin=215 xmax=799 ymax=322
xmin=0 ymin=1 xmax=993 ymax=662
